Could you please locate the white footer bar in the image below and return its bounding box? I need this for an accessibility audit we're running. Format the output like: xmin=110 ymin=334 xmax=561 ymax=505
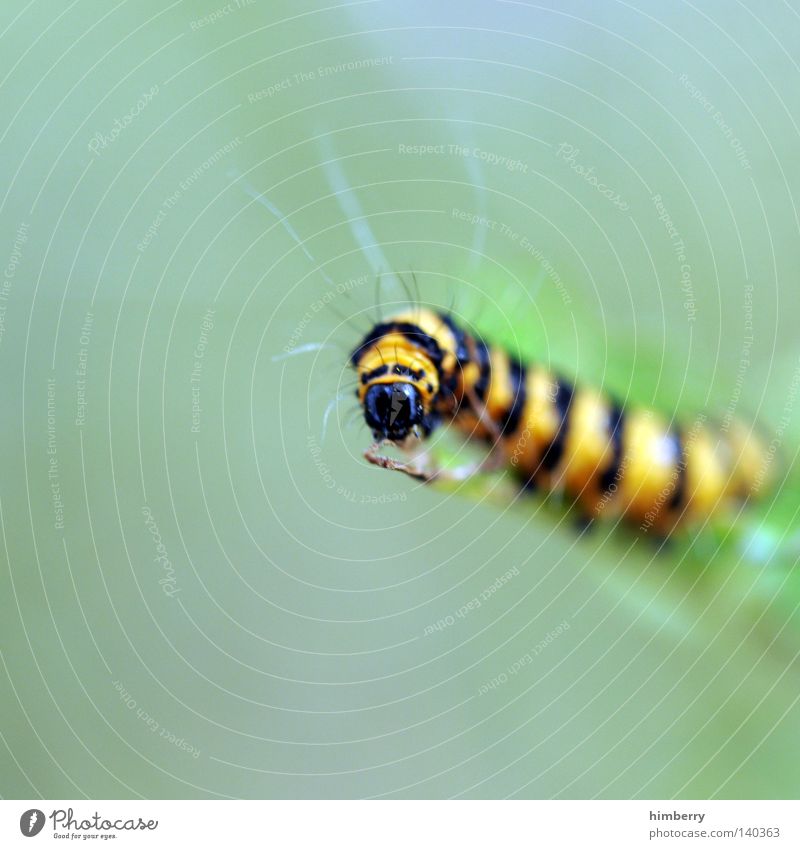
xmin=3 ymin=800 xmax=795 ymax=847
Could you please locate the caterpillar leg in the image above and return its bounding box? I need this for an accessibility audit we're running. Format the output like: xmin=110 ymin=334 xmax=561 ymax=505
xmin=364 ymin=442 xmax=436 ymax=482
xmin=463 ymin=383 xmax=502 ymax=441
xmin=364 ymin=440 xmax=506 ymax=484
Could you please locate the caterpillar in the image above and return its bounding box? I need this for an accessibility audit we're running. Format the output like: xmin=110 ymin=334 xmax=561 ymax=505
xmin=350 ymin=305 xmax=772 ymax=536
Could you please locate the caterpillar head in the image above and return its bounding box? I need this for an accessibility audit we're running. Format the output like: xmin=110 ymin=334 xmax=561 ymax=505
xmin=363 ymin=381 xmax=425 ymax=442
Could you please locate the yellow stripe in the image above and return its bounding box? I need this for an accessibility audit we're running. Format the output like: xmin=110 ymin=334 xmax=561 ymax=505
xmin=560 ymin=390 xmax=616 ymax=504
xmin=616 ymin=411 xmax=680 ymax=527
xmin=356 ymin=332 xmax=438 ymax=405
xmin=504 ymin=368 xmax=560 ymax=475
xmin=389 ymin=308 xmax=459 ymax=378
xmin=683 ymin=426 xmax=728 ymax=517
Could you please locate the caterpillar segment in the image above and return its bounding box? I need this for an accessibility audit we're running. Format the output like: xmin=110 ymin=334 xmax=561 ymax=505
xmin=350 ymin=308 xmax=771 ymax=534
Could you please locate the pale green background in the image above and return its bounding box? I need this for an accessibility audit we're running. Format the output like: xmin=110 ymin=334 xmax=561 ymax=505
xmin=1 ymin=0 xmax=799 ymax=799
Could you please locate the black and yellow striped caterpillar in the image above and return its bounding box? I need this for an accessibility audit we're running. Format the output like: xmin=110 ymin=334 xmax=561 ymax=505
xmin=350 ymin=306 xmax=772 ymax=536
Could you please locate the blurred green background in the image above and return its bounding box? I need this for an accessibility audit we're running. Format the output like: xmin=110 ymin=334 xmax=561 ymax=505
xmin=1 ymin=0 xmax=799 ymax=799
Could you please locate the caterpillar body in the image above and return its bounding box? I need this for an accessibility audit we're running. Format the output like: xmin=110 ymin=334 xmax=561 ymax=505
xmin=350 ymin=307 xmax=771 ymax=536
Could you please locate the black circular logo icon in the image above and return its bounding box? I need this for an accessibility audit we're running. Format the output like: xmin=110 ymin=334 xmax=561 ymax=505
xmin=19 ymin=809 xmax=45 ymax=837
